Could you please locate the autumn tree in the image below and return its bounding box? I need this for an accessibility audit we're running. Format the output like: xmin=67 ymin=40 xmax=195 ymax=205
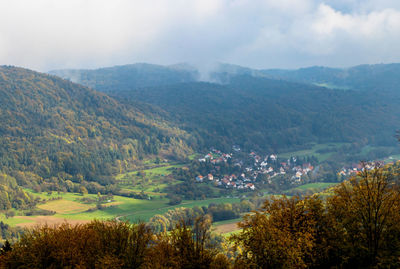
xmin=232 ymin=195 xmax=339 ymax=268
xmin=327 ymin=163 xmax=400 ymax=267
xmin=0 ymin=220 xmax=153 ymax=268
xmin=145 ymin=215 xmax=230 ymax=269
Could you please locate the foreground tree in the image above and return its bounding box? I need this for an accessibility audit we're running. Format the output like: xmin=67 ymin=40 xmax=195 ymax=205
xmin=233 ymin=163 xmax=400 ymax=268
xmin=0 ymin=217 xmax=231 ymax=268
xmin=0 ymin=220 xmax=152 ymax=268
xmin=232 ymin=195 xmax=337 ymax=268
xmin=327 ymin=163 xmax=400 ymax=267
xmin=144 ymin=215 xmax=230 ymax=269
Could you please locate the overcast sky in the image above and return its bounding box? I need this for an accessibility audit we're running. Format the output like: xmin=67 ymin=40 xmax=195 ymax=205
xmin=1 ymin=0 xmax=400 ymax=71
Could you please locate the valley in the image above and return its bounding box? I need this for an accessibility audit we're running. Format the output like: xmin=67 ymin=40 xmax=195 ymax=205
xmin=2 ymin=140 xmax=398 ymax=232
xmin=1 ymin=63 xmax=400 ymax=238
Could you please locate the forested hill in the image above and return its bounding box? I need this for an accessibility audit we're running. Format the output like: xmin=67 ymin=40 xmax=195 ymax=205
xmin=110 ymin=75 xmax=400 ymax=152
xmin=50 ymin=62 xmax=400 ymax=93
xmin=49 ymin=63 xmax=199 ymax=92
xmin=0 ymin=66 xmax=192 ymax=189
xmin=49 ymin=62 xmax=400 ymax=152
xmin=259 ymin=63 xmax=400 ymax=91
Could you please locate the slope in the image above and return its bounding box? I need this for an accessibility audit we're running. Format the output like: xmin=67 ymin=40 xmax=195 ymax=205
xmin=260 ymin=63 xmax=400 ymax=92
xmin=111 ymin=75 xmax=400 ymax=152
xmin=0 ymin=66 xmax=192 ymax=190
xmin=49 ymin=63 xmax=199 ymax=92
xmin=49 ymin=63 xmax=400 ymax=153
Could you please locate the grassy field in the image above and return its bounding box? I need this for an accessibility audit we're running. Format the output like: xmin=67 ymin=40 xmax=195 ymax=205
xmin=116 ymin=164 xmax=184 ymax=195
xmin=0 ymin=188 xmax=241 ymax=228
xmin=279 ymin=143 xmax=348 ymax=162
xmin=123 ymin=197 xmax=241 ymax=223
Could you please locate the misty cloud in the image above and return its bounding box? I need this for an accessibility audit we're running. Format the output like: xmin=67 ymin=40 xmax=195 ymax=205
xmin=1 ymin=0 xmax=400 ymax=71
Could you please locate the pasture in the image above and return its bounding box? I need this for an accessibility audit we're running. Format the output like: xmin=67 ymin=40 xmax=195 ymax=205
xmin=116 ymin=163 xmax=184 ymax=195
xmin=279 ymin=143 xmax=348 ymax=162
xmin=0 ymin=189 xmax=241 ymax=228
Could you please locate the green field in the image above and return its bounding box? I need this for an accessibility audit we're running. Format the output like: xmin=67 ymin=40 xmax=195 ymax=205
xmin=279 ymin=143 xmax=348 ymax=162
xmin=116 ymin=163 xmax=184 ymax=195
xmin=124 ymin=197 xmax=241 ymax=223
xmin=0 ymin=188 xmax=240 ymax=227
xmin=213 ymin=218 xmax=242 ymax=227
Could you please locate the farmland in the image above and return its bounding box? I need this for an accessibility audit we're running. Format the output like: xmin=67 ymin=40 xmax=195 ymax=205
xmin=0 ymin=187 xmax=240 ymax=227
xmin=213 ymin=218 xmax=242 ymax=235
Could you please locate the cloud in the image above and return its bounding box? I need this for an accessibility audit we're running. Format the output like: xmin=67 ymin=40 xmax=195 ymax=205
xmin=0 ymin=0 xmax=400 ymax=71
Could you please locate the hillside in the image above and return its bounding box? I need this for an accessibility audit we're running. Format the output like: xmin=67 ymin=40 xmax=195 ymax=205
xmin=0 ymin=66 xmax=192 ymax=193
xmin=60 ymin=71 xmax=398 ymax=153
xmin=259 ymin=63 xmax=400 ymax=92
xmin=50 ymin=63 xmax=400 ymax=152
xmin=49 ymin=63 xmax=199 ymax=92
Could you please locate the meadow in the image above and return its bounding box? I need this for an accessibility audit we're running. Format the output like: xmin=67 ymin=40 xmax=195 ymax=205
xmin=116 ymin=163 xmax=184 ymax=195
xmin=279 ymin=142 xmax=348 ymax=162
xmin=0 ymin=188 xmax=240 ymax=228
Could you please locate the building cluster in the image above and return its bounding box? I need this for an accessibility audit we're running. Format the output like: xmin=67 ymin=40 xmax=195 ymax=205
xmin=245 ymin=152 xmax=314 ymax=184
xmin=198 ymin=148 xmax=232 ymax=164
xmin=195 ymin=148 xmax=316 ymax=191
xmin=196 ymin=173 xmax=255 ymax=190
xmin=338 ymin=161 xmax=384 ymax=177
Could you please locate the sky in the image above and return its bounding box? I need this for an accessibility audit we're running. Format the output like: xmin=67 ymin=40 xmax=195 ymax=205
xmin=1 ymin=0 xmax=400 ymax=71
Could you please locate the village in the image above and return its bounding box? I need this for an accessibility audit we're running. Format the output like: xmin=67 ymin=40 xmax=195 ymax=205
xmin=337 ymin=161 xmax=384 ymax=177
xmin=193 ymin=145 xmax=396 ymax=193
xmin=195 ymin=147 xmax=316 ymax=191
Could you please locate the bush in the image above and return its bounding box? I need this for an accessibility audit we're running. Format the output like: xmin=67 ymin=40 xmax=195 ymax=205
xmin=24 ymin=208 xmax=55 ymax=216
xmin=168 ymin=195 xmax=182 ymax=205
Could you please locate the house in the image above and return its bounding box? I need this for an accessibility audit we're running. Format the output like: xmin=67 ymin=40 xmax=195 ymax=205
xmin=195 ymin=176 xmax=204 ymax=182
xmin=222 ymin=178 xmax=230 ymax=185
xmin=246 ymin=183 xmax=256 ymax=190
xmin=270 ymin=154 xmax=277 ymax=161
xmin=208 ymin=174 xmax=214 ymax=181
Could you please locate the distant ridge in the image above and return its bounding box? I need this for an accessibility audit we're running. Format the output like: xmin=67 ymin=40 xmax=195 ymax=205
xmin=49 ymin=63 xmax=199 ymax=92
